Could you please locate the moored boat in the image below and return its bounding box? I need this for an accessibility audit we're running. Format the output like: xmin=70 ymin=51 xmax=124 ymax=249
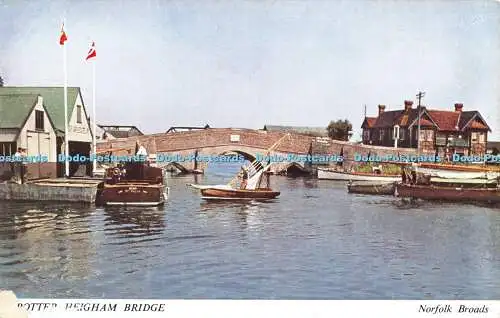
xmin=317 ymin=167 xmax=400 ymax=181
xmin=347 ymin=181 xmax=396 ymax=195
xmin=395 ymin=183 xmax=500 ymax=203
xmin=429 ymin=177 xmax=498 ymax=188
xmin=418 ymin=163 xmax=500 ymax=172
xmin=414 ymin=166 xmax=499 ymax=180
xmin=200 ymin=187 xmax=280 ymax=200
xmin=97 ymin=161 xmax=169 ymax=206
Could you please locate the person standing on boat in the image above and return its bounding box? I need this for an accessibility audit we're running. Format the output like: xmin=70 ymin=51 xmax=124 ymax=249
xmin=12 ymin=148 xmax=22 ymax=184
xmin=239 ymin=166 xmax=248 ymax=189
xmin=135 ymin=143 xmax=148 ymax=179
xmin=19 ymin=148 xmax=27 ymax=184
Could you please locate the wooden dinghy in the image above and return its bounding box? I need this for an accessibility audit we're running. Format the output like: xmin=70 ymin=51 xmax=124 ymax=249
xmin=347 ymin=181 xmax=396 ymax=195
xmin=201 ymin=187 xmax=280 ymax=200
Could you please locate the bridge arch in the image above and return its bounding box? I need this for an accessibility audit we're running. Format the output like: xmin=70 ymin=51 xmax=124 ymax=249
xmin=164 ymin=162 xmax=190 ymax=174
xmin=218 ymin=150 xmax=256 ymax=162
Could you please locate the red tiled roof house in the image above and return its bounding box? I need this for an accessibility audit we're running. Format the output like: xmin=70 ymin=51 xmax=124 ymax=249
xmin=361 ymin=100 xmax=491 ymax=156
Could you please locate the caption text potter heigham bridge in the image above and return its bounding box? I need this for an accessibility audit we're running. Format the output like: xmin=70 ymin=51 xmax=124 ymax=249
xmin=18 ymin=302 xmax=166 ymax=312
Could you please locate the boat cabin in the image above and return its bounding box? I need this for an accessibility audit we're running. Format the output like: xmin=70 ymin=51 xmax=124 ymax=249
xmin=105 ymin=161 xmax=164 ymax=185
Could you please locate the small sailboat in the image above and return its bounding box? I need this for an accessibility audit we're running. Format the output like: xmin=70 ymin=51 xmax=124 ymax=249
xmin=190 ymin=134 xmax=290 ymax=200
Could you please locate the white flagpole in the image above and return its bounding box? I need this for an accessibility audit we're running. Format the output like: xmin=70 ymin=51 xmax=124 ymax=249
xmin=63 ymin=20 xmax=69 ymax=178
xmin=92 ymin=57 xmax=96 ymax=175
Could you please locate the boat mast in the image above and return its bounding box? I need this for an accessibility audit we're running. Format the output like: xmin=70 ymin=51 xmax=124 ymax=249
xmin=227 ymin=133 xmax=291 ymax=187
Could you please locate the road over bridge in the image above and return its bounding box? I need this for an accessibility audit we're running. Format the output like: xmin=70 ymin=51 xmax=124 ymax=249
xmin=96 ymin=128 xmax=419 ymax=174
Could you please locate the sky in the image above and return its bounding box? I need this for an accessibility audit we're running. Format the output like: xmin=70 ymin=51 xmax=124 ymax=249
xmin=0 ymin=0 xmax=499 ymax=140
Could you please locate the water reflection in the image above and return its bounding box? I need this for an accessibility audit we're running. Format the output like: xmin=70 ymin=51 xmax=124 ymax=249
xmin=0 ymin=203 xmax=95 ymax=283
xmin=198 ymin=200 xmax=268 ymax=234
xmin=0 ymin=173 xmax=499 ymax=299
xmin=103 ymin=207 xmax=166 ymax=238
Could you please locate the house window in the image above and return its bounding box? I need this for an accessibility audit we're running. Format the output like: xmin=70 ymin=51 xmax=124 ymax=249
xmin=363 ymin=130 xmax=370 ymax=140
xmin=479 ymin=133 xmax=485 ymax=143
xmin=426 ymin=130 xmax=434 ymax=141
xmin=399 ymin=128 xmax=406 ymax=140
xmin=379 ymin=130 xmax=385 ymax=141
xmin=0 ymin=142 xmax=16 ymax=156
xmin=76 ymin=105 xmax=82 ymax=124
xmin=471 ymin=132 xmax=477 ymax=142
xmin=35 ymin=110 xmax=44 ymax=130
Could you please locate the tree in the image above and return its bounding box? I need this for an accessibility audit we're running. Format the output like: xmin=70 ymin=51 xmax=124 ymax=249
xmin=0 ymin=75 xmax=3 ymax=87
xmin=327 ymin=119 xmax=352 ymax=141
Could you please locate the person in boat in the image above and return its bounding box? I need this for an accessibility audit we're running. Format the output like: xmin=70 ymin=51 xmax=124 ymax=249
xmin=120 ymin=162 xmax=127 ymax=176
xmin=239 ymin=166 xmax=248 ymax=190
xmin=111 ymin=163 xmax=126 ymax=183
xmin=411 ymin=169 xmax=417 ymax=184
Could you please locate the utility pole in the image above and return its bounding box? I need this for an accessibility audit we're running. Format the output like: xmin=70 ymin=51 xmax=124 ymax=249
xmin=364 ymin=104 xmax=367 ymax=118
xmin=416 ymin=91 xmax=426 ymax=155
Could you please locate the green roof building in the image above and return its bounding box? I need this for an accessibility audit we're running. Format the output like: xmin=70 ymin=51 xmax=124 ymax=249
xmin=0 ymin=87 xmax=94 ymax=178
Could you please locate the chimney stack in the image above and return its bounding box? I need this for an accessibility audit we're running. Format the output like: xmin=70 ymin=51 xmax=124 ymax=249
xmin=454 ymin=103 xmax=463 ymax=112
xmin=378 ymin=104 xmax=386 ymax=116
xmin=404 ymin=100 xmax=413 ymax=111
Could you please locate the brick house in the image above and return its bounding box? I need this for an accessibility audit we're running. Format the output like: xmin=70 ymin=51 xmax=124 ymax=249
xmin=361 ymin=100 xmax=491 ymax=156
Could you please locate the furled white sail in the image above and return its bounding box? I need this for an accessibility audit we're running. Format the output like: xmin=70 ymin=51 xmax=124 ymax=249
xmin=188 ymin=184 xmax=234 ymax=190
xmin=415 ymin=167 xmax=500 ymax=180
xmin=245 ymin=170 xmax=264 ymax=190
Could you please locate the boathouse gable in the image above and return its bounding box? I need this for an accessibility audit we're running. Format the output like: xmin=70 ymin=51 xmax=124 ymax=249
xmin=67 ymin=91 xmax=93 ymax=143
xmin=17 ymin=95 xmax=58 ymax=162
xmin=0 ymin=93 xmax=59 ymax=180
xmin=0 ymin=86 xmax=94 ymax=178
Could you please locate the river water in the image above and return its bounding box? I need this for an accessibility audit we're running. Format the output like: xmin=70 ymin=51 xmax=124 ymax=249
xmin=0 ymin=163 xmax=499 ymax=299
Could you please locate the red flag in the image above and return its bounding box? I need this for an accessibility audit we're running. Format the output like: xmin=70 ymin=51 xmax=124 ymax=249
xmin=59 ymin=23 xmax=67 ymax=45
xmin=86 ymin=42 xmax=96 ymax=60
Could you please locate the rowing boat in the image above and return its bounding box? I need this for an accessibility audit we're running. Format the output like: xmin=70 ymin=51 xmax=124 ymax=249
xmin=347 ymin=181 xmax=396 ymax=195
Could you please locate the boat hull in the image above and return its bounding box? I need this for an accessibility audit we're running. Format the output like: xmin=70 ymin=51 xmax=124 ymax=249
xmin=347 ymin=181 xmax=396 ymax=195
xmin=99 ymin=184 xmax=167 ymax=206
xmin=200 ymin=188 xmax=280 ymax=200
xmin=396 ymin=183 xmax=500 ymax=203
xmin=416 ymin=167 xmax=500 ymax=180
xmin=318 ymin=168 xmax=400 ymax=181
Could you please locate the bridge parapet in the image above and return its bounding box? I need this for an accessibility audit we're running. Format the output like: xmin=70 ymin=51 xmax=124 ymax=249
xmin=96 ymin=128 xmax=424 ymax=172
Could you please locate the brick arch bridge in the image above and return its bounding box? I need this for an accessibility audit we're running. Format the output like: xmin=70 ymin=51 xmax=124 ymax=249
xmin=96 ymin=128 xmax=418 ymax=173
